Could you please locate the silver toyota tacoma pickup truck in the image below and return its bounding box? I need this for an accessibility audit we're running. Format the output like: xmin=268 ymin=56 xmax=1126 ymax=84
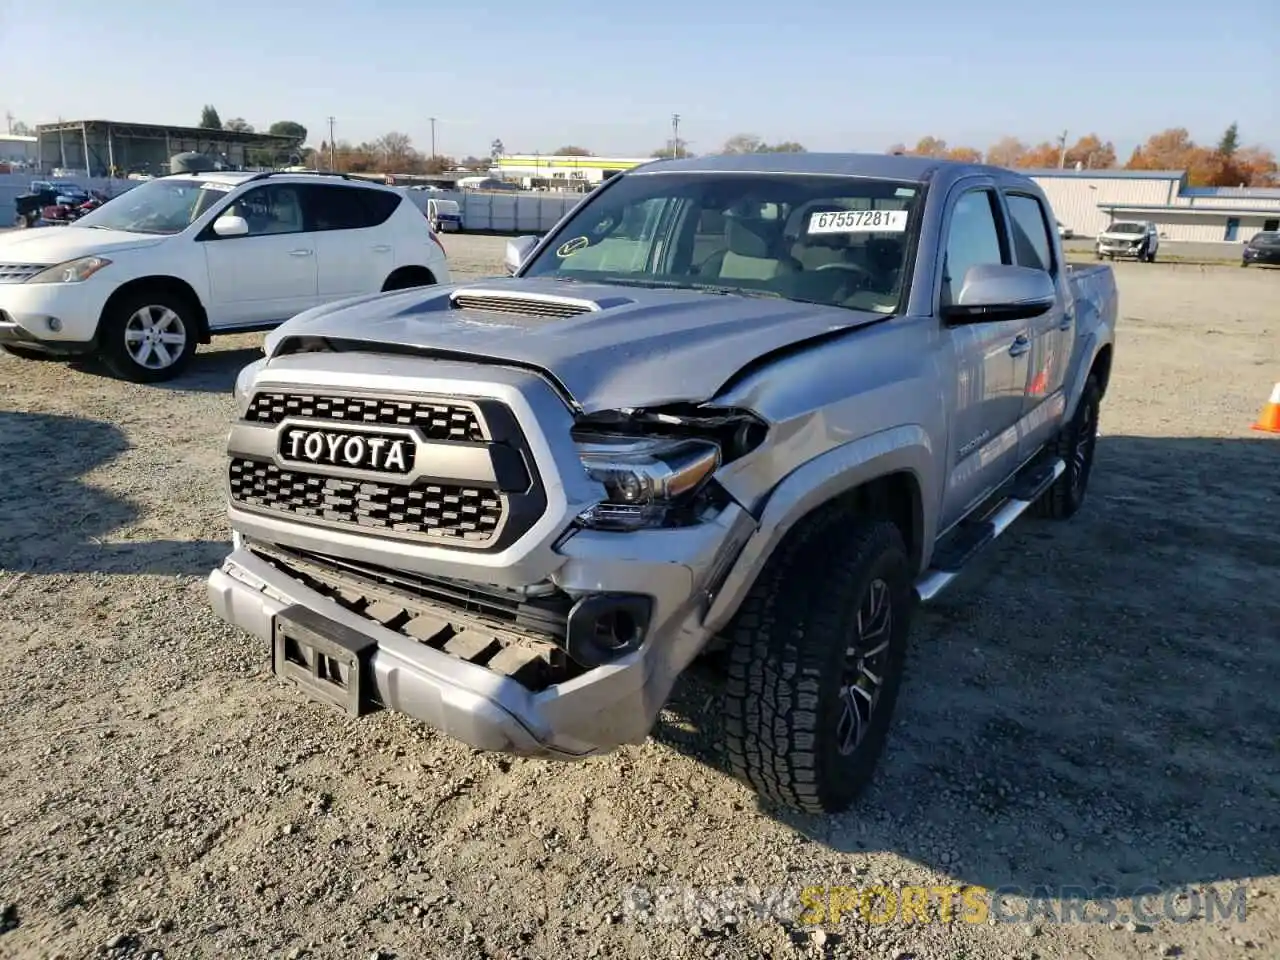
xmin=208 ymin=153 xmax=1118 ymax=814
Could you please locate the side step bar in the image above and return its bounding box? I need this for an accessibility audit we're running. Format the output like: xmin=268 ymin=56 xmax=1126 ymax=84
xmin=914 ymin=457 xmax=1065 ymax=603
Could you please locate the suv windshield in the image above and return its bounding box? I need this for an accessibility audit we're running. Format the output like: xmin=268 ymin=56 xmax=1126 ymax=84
xmin=1249 ymin=231 xmax=1280 ymax=246
xmin=1108 ymin=222 xmax=1145 ymax=234
xmin=75 ymin=178 xmax=234 ymax=235
xmin=520 ymin=172 xmax=923 ymax=314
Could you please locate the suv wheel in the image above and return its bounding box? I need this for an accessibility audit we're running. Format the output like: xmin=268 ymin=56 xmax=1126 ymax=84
xmin=1035 ymin=374 xmax=1101 ymax=520
xmin=724 ymin=515 xmax=914 ymax=814
xmin=98 ymin=291 xmax=198 ymax=383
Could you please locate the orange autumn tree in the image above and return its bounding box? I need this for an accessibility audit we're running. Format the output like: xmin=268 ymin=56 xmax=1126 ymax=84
xmin=1127 ymin=125 xmax=1278 ymax=186
xmin=885 ymin=137 xmax=982 ymax=161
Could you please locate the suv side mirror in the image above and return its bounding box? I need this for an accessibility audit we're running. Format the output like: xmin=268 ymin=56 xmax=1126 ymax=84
xmin=942 ymin=263 xmax=1056 ymax=325
xmin=504 ymin=235 xmax=539 ymax=275
xmin=213 ymin=214 xmax=249 ymax=238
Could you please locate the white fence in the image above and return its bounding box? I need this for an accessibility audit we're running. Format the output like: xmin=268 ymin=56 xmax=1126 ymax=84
xmin=0 ymin=173 xmax=581 ymax=234
xmin=445 ymin=190 xmax=584 ymax=233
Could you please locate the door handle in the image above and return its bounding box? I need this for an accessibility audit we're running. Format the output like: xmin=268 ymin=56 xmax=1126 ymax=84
xmin=289 ymin=249 xmax=313 ymax=257
xmin=372 ymin=244 xmax=392 ymax=253
xmin=1008 ymin=334 xmax=1031 ymax=357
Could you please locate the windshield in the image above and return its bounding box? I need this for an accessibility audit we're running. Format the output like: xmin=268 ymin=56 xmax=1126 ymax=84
xmin=1250 ymin=231 xmax=1280 ymax=246
xmin=1108 ymin=222 xmax=1145 ymax=234
xmin=520 ymin=172 xmax=923 ymax=314
xmin=75 ymin=178 xmax=234 ymax=235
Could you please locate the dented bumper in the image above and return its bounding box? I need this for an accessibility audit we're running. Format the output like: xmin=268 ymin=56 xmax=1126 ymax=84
xmin=208 ymin=500 xmax=754 ymax=757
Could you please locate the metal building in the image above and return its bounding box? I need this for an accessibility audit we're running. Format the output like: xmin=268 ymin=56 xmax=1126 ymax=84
xmin=33 ymin=120 xmax=303 ymax=178
xmin=1027 ymin=168 xmax=1280 ymax=243
xmin=493 ymin=154 xmax=649 ymax=189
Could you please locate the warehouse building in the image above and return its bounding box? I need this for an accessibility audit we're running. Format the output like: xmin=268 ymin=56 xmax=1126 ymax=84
xmin=0 ymin=134 xmax=38 ymax=167
xmin=1027 ymin=168 xmax=1280 ymax=243
xmin=493 ymin=154 xmax=649 ymax=189
xmin=33 ymin=119 xmax=303 ymax=178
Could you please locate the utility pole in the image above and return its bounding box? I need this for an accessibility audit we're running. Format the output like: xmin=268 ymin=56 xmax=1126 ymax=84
xmin=671 ymin=113 xmax=681 ymax=158
xmin=327 ymin=116 xmax=336 ymax=171
xmin=429 ymin=117 xmax=437 ymax=159
xmin=4 ymin=111 xmax=12 ymax=135
xmin=1057 ymin=129 xmax=1069 ymax=169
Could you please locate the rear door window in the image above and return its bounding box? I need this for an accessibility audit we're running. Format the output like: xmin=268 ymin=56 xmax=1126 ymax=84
xmin=1004 ymin=192 xmax=1056 ymax=274
xmin=305 ymin=184 xmax=402 ymax=231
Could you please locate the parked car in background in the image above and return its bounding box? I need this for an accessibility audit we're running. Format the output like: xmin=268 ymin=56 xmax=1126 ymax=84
xmin=209 ymin=152 xmax=1118 ymax=815
xmin=0 ymin=171 xmax=450 ymax=382
xmin=1241 ymin=230 xmax=1280 ymax=267
xmin=1096 ymin=220 xmax=1159 ymax=262
xmin=1056 ymin=220 xmax=1073 ymax=240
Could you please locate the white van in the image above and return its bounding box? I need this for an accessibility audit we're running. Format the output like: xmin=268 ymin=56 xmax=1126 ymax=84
xmin=427 ymin=197 xmax=463 ymax=233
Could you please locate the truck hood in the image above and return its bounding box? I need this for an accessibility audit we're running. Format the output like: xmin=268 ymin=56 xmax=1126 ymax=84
xmin=265 ymin=277 xmax=888 ymax=412
xmin=0 ymin=226 xmax=166 ymax=263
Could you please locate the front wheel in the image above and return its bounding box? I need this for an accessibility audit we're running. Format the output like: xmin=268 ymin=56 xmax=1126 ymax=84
xmin=97 ymin=291 xmax=198 ymax=383
xmin=723 ymin=516 xmax=914 ymax=814
xmin=1035 ymin=374 xmax=1101 ymax=520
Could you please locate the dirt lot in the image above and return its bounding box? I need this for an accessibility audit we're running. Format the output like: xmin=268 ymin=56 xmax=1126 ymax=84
xmin=1 ymin=236 xmax=1277 ymax=960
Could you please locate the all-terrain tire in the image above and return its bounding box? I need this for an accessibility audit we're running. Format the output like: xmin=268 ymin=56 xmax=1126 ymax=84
xmin=97 ymin=288 xmax=199 ymax=384
xmin=1034 ymin=373 xmax=1102 ymax=520
xmin=723 ymin=514 xmax=915 ymax=814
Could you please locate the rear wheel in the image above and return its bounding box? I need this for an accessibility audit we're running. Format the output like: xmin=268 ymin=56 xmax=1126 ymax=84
xmin=97 ymin=290 xmax=198 ymax=383
xmin=1035 ymin=374 xmax=1101 ymax=520
xmin=723 ymin=515 xmax=914 ymax=814
xmin=382 ymin=268 xmax=437 ymax=292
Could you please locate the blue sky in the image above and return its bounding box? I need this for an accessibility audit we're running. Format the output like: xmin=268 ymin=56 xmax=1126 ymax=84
xmin=1 ymin=0 xmax=1275 ymax=160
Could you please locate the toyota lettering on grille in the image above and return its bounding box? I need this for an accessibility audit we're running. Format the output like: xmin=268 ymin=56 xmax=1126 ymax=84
xmin=279 ymin=426 xmax=416 ymax=474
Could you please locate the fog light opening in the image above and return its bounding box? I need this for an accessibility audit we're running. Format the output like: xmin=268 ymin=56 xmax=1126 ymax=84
xmin=594 ymin=609 xmax=640 ymax=651
xmin=47 ymin=317 xmax=62 ymax=333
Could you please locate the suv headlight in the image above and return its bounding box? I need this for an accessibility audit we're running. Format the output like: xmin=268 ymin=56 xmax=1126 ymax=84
xmin=575 ymin=435 xmax=721 ymax=531
xmin=27 ymin=256 xmax=112 ymax=284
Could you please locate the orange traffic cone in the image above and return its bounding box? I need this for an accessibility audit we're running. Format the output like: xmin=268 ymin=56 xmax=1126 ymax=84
xmin=1253 ymin=383 xmax=1280 ymax=434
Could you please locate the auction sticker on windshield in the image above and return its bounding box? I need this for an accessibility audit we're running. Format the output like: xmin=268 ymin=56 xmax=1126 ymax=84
xmin=808 ymin=209 xmax=908 ymax=234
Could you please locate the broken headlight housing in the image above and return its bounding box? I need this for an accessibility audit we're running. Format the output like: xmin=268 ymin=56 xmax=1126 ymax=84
xmin=575 ymin=435 xmax=722 ymax=531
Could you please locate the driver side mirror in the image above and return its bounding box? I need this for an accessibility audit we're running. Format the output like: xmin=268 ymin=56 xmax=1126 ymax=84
xmin=942 ymin=263 xmax=1056 ymax=325
xmin=504 ymin=235 xmax=539 ymax=275
xmin=213 ymin=214 xmax=249 ymax=238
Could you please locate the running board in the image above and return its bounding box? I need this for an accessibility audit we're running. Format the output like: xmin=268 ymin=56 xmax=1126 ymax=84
xmin=915 ymin=457 xmax=1065 ymax=603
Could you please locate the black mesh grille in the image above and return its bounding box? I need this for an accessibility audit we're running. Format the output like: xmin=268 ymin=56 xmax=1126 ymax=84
xmin=451 ymin=294 xmax=591 ymax=320
xmin=229 ymin=458 xmax=504 ymax=542
xmin=245 ymin=392 xmax=483 ymax=442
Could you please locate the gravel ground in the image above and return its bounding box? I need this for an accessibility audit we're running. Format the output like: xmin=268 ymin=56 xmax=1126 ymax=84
xmin=1 ymin=234 xmax=1278 ymax=960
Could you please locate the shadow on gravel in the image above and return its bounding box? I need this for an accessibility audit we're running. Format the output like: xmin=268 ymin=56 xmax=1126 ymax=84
xmin=71 ymin=344 xmax=263 ymax=395
xmin=0 ymin=411 xmax=228 ymax=576
xmin=655 ymin=434 xmax=1280 ymax=901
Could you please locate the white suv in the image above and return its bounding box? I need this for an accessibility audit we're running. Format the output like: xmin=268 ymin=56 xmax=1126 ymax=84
xmin=0 ymin=171 xmax=451 ymax=382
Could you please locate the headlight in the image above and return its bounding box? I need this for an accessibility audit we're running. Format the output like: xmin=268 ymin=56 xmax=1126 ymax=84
xmin=576 ymin=435 xmax=721 ymax=531
xmin=234 ymin=357 xmax=267 ymax=406
xmin=26 ymin=256 xmax=112 ymax=284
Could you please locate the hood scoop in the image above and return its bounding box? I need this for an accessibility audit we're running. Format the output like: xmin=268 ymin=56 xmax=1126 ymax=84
xmin=449 ymin=285 xmax=634 ymax=320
